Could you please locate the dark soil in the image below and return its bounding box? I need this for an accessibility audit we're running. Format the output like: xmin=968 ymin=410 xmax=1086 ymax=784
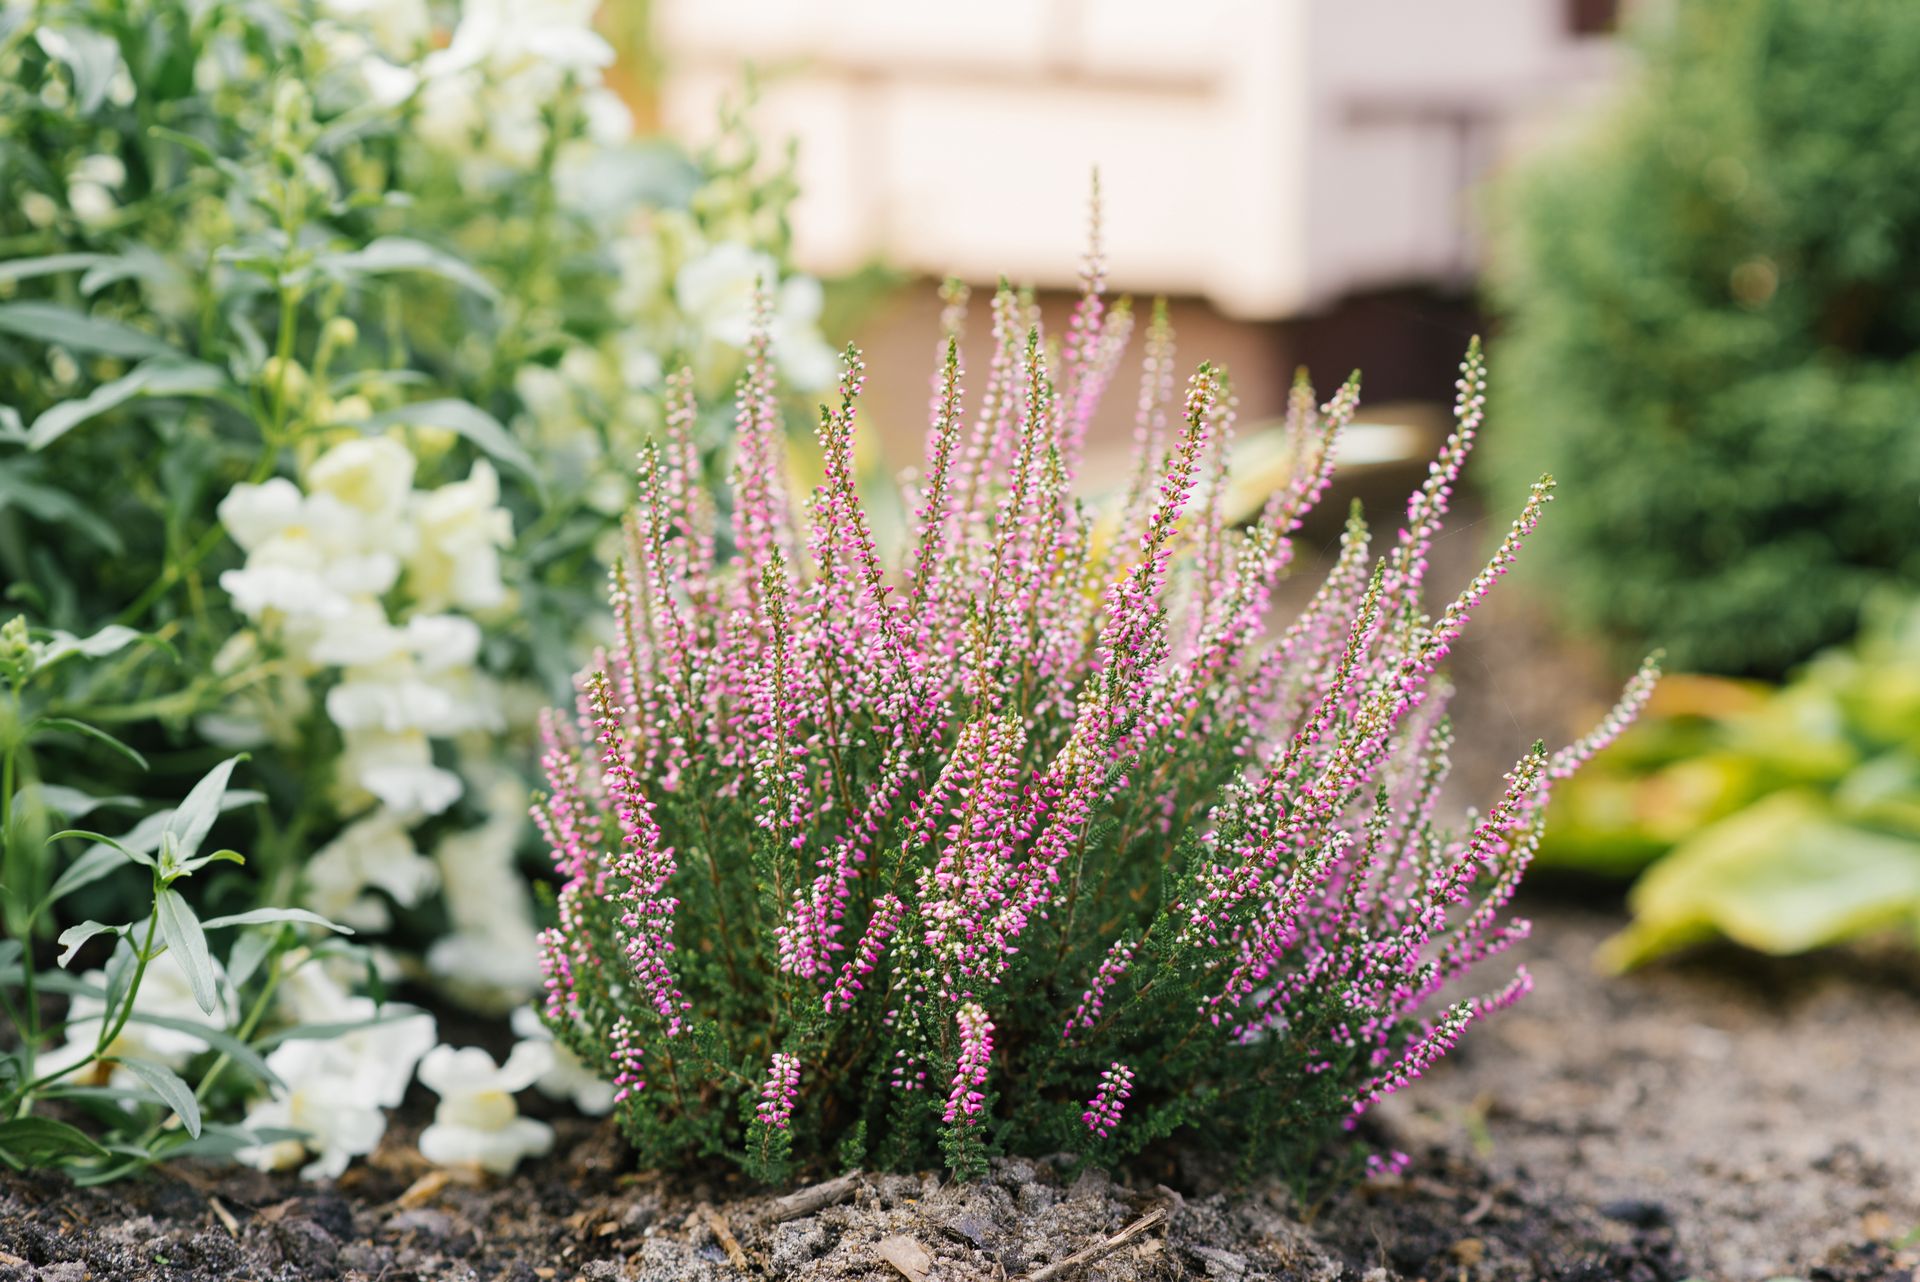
xmin=5 ymin=903 xmax=1917 ymax=1282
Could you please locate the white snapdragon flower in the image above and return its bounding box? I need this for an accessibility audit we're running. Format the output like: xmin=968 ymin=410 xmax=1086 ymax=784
xmin=415 ymin=0 xmax=612 ymax=174
xmin=237 ymin=988 xmax=436 ymax=1180
xmin=674 ymin=244 xmax=838 ymax=390
xmin=67 ymin=153 xmax=126 ymax=227
xmin=306 ymin=809 xmax=440 ymax=931
xmin=312 ymin=25 xmax=419 ymax=109
xmin=675 ymin=242 xmax=774 ymax=348
xmin=217 ymin=452 xmax=412 ymax=633
xmin=324 ymin=614 xmax=500 ymax=740
xmin=218 ymin=477 xmax=306 ymax=554
xmin=428 ymin=0 xmax=612 ymax=84
xmin=317 ymin=0 xmax=430 ymax=59
xmin=38 ymin=950 xmax=231 ymax=1086
xmin=337 ymin=728 xmax=464 ymax=818
xmin=427 ymin=803 xmax=542 ymax=1002
xmin=407 ymin=461 xmax=513 ymax=613
xmin=306 ymin=436 xmax=417 ymax=547
xmin=273 ymin=963 xmax=437 ymax=1106
xmin=510 ymin=1006 xmax=615 ymax=1116
xmin=417 ymin=1042 xmax=556 ymax=1175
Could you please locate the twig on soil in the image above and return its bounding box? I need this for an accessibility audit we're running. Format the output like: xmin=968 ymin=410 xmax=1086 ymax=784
xmin=208 ymin=1195 xmax=240 ymax=1238
xmin=698 ymin=1201 xmax=755 ymax=1273
xmin=1019 ymin=1205 xmax=1169 ymax=1282
xmin=765 ymin=1170 xmax=864 ymax=1222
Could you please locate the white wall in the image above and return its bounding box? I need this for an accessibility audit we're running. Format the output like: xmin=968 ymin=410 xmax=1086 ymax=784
xmin=656 ymin=0 xmax=1620 ymax=319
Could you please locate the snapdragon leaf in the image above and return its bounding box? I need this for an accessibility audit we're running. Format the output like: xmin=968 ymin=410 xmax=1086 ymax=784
xmin=0 ymin=462 xmax=123 ymax=552
xmin=0 ymin=303 xmax=177 ymax=360
xmin=15 ymin=785 xmax=141 ymax=822
xmin=56 ymin=920 xmax=123 ymax=967
xmin=0 ymin=253 xmax=110 ymax=287
xmin=120 ymin=1012 xmax=278 ymax=1090
xmin=154 ymin=889 xmax=218 ymax=1015
xmin=198 ymin=907 xmax=351 ymax=934
xmin=34 ymin=25 xmax=122 ymax=114
xmin=116 ymin=1058 xmax=202 ymax=1138
xmin=41 ymin=841 xmax=139 ymax=914
xmin=0 ymin=1116 xmax=110 ymax=1164
xmin=316 ymin=236 xmax=499 ymax=301
xmin=160 ymin=755 xmax=247 ymax=868
xmin=28 ymin=361 xmax=231 ymax=450
xmin=352 ymin=400 xmax=541 ymax=493
xmin=31 ymin=623 xmax=144 ymax=664
xmin=49 ymin=829 xmax=154 ymax=871
xmin=223 ymin=930 xmax=274 ymax=991
xmin=31 ymin=719 xmax=148 ymax=770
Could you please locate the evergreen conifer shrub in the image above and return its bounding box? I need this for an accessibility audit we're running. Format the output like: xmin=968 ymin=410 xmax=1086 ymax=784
xmin=535 ymin=245 xmax=1658 ymax=1184
xmin=1489 ymin=0 xmax=1920 ymax=676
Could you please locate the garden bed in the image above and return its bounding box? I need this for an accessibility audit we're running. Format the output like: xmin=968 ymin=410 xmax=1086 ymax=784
xmin=6 ymin=899 xmax=1914 ymax=1282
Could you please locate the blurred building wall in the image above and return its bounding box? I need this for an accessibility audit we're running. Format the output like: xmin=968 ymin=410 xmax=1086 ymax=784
xmin=655 ymin=0 xmax=1621 ymax=319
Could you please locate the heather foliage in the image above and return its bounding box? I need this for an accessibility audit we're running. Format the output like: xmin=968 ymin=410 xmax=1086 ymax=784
xmin=538 ymin=243 xmax=1658 ymax=1184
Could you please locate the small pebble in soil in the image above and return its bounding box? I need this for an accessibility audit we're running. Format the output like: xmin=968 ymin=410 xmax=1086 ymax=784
xmin=1599 ymin=1197 xmax=1673 ymax=1229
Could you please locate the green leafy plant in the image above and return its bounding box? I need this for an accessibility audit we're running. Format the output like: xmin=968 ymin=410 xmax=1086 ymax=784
xmin=1488 ymin=0 xmax=1920 ymax=677
xmin=1538 ymin=597 xmax=1920 ymax=968
xmin=1 ymin=621 xmax=354 ymax=1181
xmin=0 ymin=0 xmax=831 ymax=1013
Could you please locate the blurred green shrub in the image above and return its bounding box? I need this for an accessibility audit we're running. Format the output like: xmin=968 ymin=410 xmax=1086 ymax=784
xmin=1538 ymin=596 xmax=1920 ymax=968
xmin=1488 ymin=0 xmax=1920 ymax=677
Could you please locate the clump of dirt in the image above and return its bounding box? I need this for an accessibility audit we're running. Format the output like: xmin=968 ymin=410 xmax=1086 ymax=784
xmin=1 ymin=1137 xmax=1683 ymax=1282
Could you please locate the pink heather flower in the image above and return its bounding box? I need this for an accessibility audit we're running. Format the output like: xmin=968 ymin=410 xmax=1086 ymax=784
xmin=1082 ymin=1062 xmax=1134 ymax=1139
xmin=1366 ymin=1150 xmax=1412 ymax=1180
xmin=527 ymin=246 xmax=1656 ymax=1181
xmin=755 ymin=1053 xmax=801 ymax=1130
xmin=1064 ymin=938 xmax=1136 ymax=1040
xmin=943 ymin=1003 xmax=994 ymax=1125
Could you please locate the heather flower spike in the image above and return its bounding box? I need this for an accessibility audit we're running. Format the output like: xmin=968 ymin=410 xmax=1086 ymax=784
xmin=537 ymin=215 xmax=1657 ymax=1185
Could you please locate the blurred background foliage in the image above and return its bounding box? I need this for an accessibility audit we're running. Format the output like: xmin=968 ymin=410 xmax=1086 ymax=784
xmin=1538 ymin=595 xmax=1920 ymax=966
xmin=1487 ymin=0 xmax=1920 ymax=680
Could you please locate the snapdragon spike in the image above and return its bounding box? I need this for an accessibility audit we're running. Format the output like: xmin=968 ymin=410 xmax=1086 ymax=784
xmin=537 ymin=233 xmax=1655 ymax=1183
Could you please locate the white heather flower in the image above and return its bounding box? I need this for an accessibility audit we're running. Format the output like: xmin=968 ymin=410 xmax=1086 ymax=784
xmin=337 ymin=728 xmax=464 ymax=818
xmin=510 ymin=1006 xmax=615 ymax=1115
xmin=306 ymin=809 xmax=440 ymax=931
xmin=417 ymin=1042 xmax=556 ymax=1175
xmin=407 ymin=461 xmax=513 ymax=613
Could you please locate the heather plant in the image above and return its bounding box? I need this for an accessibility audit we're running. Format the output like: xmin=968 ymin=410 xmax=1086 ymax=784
xmin=534 ymin=249 xmax=1661 ymax=1186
